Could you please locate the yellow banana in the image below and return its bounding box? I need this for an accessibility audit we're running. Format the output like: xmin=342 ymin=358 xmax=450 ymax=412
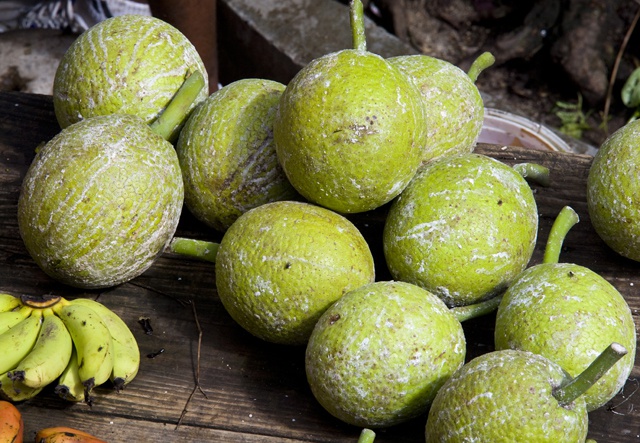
xmin=54 ymin=347 xmax=85 ymax=402
xmin=0 ymin=370 xmax=42 ymax=402
xmin=9 ymin=309 xmax=73 ymax=389
xmin=0 ymin=309 xmax=43 ymax=374
xmin=70 ymin=298 xmax=140 ymax=390
xmin=0 ymin=305 xmax=33 ymax=335
xmin=0 ymin=293 xmax=22 ymax=313
xmin=53 ymin=302 xmax=114 ymax=396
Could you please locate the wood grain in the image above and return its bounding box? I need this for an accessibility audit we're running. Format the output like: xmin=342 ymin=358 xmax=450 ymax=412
xmin=1 ymin=91 xmax=639 ymax=442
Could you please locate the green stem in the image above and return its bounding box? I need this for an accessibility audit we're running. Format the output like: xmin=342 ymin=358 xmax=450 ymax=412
xmin=149 ymin=70 xmax=205 ymax=141
xmin=358 ymin=428 xmax=376 ymax=443
xmin=542 ymin=206 xmax=579 ymax=264
xmin=467 ymin=51 xmax=495 ymax=83
xmin=553 ymin=342 xmax=628 ymax=407
xmin=169 ymin=237 xmax=219 ymax=263
xmin=512 ymin=163 xmax=550 ymax=187
xmin=350 ymin=0 xmax=366 ymax=51
xmin=450 ymin=295 xmax=502 ymax=323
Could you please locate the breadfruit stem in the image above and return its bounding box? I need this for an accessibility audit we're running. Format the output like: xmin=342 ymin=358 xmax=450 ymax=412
xmin=467 ymin=51 xmax=495 ymax=83
xmin=543 ymin=206 xmax=579 ymax=264
xmin=553 ymin=342 xmax=628 ymax=407
xmin=169 ymin=237 xmax=219 ymax=263
xmin=149 ymin=70 xmax=205 ymax=141
xmin=512 ymin=163 xmax=550 ymax=187
xmin=358 ymin=429 xmax=376 ymax=443
xmin=350 ymin=0 xmax=366 ymax=52
xmin=450 ymin=295 xmax=502 ymax=323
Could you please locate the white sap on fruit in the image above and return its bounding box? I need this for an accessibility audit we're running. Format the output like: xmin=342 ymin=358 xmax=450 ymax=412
xmin=53 ymin=14 xmax=208 ymax=142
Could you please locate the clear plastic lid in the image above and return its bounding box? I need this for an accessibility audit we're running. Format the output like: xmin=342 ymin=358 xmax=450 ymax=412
xmin=479 ymin=108 xmax=597 ymax=155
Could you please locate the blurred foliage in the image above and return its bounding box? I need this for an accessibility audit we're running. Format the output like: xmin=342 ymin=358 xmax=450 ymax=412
xmin=553 ymin=94 xmax=593 ymax=139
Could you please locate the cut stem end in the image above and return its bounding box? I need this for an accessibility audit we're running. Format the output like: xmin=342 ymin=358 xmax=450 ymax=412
xmin=358 ymin=428 xmax=376 ymax=443
xmin=467 ymin=51 xmax=495 ymax=83
xmin=553 ymin=342 xmax=628 ymax=407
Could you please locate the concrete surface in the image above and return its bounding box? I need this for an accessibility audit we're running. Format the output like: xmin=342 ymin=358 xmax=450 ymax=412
xmin=217 ymin=0 xmax=417 ymax=85
xmin=0 ymin=29 xmax=75 ymax=94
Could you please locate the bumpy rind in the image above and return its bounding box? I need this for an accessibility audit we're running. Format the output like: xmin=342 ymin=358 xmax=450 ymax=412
xmin=18 ymin=114 xmax=184 ymax=289
xmin=425 ymin=350 xmax=588 ymax=442
xmin=215 ymin=200 xmax=375 ymax=345
xmin=53 ymin=14 xmax=208 ymax=142
xmin=587 ymin=119 xmax=640 ymax=261
xmin=306 ymin=280 xmax=466 ymax=428
xmin=495 ymin=262 xmax=637 ymax=411
xmin=389 ymin=54 xmax=484 ymax=162
xmin=273 ymin=49 xmax=428 ymax=214
xmin=383 ymin=153 xmax=538 ymax=307
xmin=177 ymin=78 xmax=298 ymax=231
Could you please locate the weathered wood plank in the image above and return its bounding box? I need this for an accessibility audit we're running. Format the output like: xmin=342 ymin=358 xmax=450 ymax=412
xmin=1 ymin=91 xmax=639 ymax=442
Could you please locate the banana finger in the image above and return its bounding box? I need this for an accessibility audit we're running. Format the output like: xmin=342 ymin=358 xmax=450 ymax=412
xmin=53 ymin=302 xmax=113 ymax=398
xmin=0 ymin=370 xmax=42 ymax=402
xmin=0 ymin=293 xmax=22 ymax=313
xmin=10 ymin=309 xmax=73 ymax=389
xmin=0 ymin=309 xmax=43 ymax=374
xmin=54 ymin=347 xmax=84 ymax=403
xmin=0 ymin=305 xmax=33 ymax=335
xmin=70 ymin=298 xmax=140 ymax=390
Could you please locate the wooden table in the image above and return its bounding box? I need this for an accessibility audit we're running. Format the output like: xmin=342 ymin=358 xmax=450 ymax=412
xmin=1 ymin=91 xmax=639 ymax=442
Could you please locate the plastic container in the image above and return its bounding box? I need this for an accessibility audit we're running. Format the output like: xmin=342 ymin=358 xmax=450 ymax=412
xmin=478 ymin=108 xmax=597 ymax=156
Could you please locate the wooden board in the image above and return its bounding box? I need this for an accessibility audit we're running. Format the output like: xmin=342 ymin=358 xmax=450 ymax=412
xmin=1 ymin=91 xmax=639 ymax=442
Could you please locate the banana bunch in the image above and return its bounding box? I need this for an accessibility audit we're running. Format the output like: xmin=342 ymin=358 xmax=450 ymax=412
xmin=0 ymin=292 xmax=140 ymax=404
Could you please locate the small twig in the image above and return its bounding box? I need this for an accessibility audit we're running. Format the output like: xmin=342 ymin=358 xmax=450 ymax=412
xmin=127 ymin=281 xmax=190 ymax=307
xmin=175 ymin=300 xmax=207 ymax=429
xmin=606 ymin=377 xmax=639 ymax=415
xmin=190 ymin=299 xmax=206 ymax=395
xmin=603 ymin=1 xmax=640 ymax=132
